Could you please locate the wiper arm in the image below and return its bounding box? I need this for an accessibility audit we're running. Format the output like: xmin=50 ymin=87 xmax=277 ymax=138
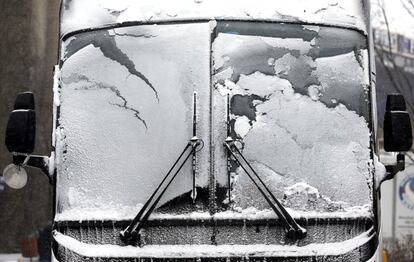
xmin=121 ymin=137 xmax=202 ymax=243
xmin=224 ymin=137 xmax=307 ymax=239
xmin=121 ymin=92 xmax=203 ymax=244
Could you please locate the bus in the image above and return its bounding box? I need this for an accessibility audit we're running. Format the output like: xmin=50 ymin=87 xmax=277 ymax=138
xmin=3 ymin=0 xmax=413 ymax=261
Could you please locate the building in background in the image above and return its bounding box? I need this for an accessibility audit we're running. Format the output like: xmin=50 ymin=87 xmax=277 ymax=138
xmin=374 ymin=28 xmax=414 ymax=74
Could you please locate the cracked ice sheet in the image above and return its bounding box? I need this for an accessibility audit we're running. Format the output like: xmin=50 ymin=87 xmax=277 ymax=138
xmin=57 ymin=23 xmax=211 ymax=217
xmin=61 ymin=0 xmax=368 ymax=37
xmin=53 ymin=228 xmax=373 ymax=258
xmin=231 ymin=72 xmax=371 ymax=208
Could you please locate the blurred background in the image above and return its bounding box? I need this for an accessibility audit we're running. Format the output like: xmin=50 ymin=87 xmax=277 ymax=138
xmin=0 ymin=1 xmax=59 ymax=261
xmin=0 ymin=0 xmax=414 ymax=261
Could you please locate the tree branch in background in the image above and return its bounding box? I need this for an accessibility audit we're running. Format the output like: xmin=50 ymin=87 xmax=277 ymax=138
xmin=407 ymin=0 xmax=414 ymax=13
xmin=378 ymin=0 xmax=394 ymax=59
xmin=400 ymin=0 xmax=414 ymax=18
xmin=376 ymin=0 xmax=414 ymax=105
xmin=374 ymin=46 xmax=414 ymax=114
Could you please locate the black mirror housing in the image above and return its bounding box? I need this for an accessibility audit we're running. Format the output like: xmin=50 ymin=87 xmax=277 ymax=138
xmin=5 ymin=110 xmax=36 ymax=154
xmin=5 ymin=92 xmax=36 ymax=154
xmin=14 ymin=92 xmax=35 ymax=110
xmin=384 ymin=94 xmax=413 ymax=152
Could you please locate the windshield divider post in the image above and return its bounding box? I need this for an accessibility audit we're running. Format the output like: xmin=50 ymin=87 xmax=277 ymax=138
xmin=226 ymin=94 xmax=232 ymax=206
xmin=191 ymin=91 xmax=198 ymax=204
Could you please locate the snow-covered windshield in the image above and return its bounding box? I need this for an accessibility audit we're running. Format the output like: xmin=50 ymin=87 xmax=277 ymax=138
xmin=212 ymin=22 xmax=372 ymax=213
xmin=57 ymin=23 xmax=212 ymax=218
xmin=56 ymin=21 xmax=372 ymax=221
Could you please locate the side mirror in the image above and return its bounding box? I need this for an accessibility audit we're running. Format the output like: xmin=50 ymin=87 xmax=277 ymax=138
xmin=2 ymin=92 xmax=52 ymax=190
xmin=5 ymin=92 xmax=36 ymax=154
xmin=384 ymin=93 xmax=413 ymax=152
xmin=378 ymin=94 xmax=413 ymax=187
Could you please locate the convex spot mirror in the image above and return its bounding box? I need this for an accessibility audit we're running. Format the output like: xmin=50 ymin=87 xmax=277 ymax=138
xmin=384 ymin=93 xmax=413 ymax=152
xmin=5 ymin=92 xmax=36 ymax=154
xmin=2 ymin=164 xmax=27 ymax=189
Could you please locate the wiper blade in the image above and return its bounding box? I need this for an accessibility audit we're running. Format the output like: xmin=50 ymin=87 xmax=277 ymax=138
xmin=121 ymin=137 xmax=202 ymax=243
xmin=121 ymin=92 xmax=203 ymax=244
xmin=224 ymin=137 xmax=307 ymax=239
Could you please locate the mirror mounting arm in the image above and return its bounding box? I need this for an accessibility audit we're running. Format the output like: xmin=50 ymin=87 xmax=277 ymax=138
xmin=382 ymin=153 xmax=406 ymax=183
xmin=12 ymin=154 xmax=53 ymax=184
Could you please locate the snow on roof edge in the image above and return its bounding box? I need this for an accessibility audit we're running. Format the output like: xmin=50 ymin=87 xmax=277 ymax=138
xmin=60 ymin=0 xmax=370 ymax=38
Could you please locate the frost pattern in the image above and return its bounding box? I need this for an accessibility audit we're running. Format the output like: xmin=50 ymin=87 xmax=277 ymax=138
xmin=212 ymin=25 xmax=372 ymax=211
xmin=64 ymin=31 xmax=158 ymax=101
xmin=57 ymin=23 xmax=212 ymax=215
xmin=63 ymin=73 xmax=147 ymax=128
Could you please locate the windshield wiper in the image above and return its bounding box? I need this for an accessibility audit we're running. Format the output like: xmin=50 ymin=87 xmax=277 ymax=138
xmin=224 ymin=138 xmax=307 ymax=239
xmin=120 ymin=138 xmax=201 ymax=243
xmin=224 ymin=94 xmax=306 ymax=239
xmin=121 ymin=92 xmax=203 ymax=244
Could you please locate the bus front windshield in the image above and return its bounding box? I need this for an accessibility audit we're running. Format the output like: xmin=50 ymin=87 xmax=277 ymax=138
xmin=57 ymin=21 xmax=372 ymax=220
